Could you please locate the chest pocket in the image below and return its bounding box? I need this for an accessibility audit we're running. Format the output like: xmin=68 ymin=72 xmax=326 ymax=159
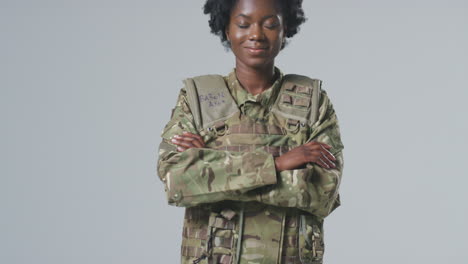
xmin=271 ymin=75 xmax=322 ymax=141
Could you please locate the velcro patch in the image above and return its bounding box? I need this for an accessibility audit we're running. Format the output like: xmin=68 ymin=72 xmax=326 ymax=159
xmin=282 ymin=94 xmax=293 ymax=104
xmin=293 ymin=96 xmax=310 ymax=107
xmin=296 ymin=86 xmax=312 ymax=95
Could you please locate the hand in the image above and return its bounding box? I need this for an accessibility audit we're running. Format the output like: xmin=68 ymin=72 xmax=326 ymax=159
xmin=274 ymin=141 xmax=336 ymax=171
xmin=170 ymin=131 xmax=206 ymax=152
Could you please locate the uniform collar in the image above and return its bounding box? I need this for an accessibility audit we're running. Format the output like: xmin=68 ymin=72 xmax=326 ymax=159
xmin=226 ymin=67 xmax=284 ymax=109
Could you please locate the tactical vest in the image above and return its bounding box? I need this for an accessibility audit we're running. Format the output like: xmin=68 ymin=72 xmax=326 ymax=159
xmin=180 ymin=74 xmax=326 ymax=264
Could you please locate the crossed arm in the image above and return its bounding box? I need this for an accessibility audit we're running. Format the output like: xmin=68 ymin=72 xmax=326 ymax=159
xmin=157 ymin=88 xmax=344 ymax=218
xmin=170 ymin=131 xmax=337 ymax=171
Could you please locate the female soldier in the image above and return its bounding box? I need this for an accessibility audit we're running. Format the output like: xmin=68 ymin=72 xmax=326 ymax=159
xmin=157 ymin=0 xmax=344 ymax=263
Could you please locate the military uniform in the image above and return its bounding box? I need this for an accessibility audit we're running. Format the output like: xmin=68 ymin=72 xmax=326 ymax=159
xmin=157 ymin=67 xmax=344 ymax=264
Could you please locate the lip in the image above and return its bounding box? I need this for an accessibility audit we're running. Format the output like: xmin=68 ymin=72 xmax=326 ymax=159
xmin=245 ymin=47 xmax=268 ymax=55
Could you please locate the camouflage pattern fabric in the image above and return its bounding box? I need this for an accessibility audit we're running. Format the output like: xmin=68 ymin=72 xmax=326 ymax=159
xmin=157 ymin=67 xmax=344 ymax=264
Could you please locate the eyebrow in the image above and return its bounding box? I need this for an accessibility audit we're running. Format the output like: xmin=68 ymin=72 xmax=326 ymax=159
xmin=235 ymin=14 xmax=277 ymax=20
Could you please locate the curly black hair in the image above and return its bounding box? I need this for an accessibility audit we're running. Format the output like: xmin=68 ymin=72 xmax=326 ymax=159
xmin=203 ymin=0 xmax=307 ymax=50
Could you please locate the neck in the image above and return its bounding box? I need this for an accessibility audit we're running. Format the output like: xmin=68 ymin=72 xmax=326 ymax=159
xmin=234 ymin=61 xmax=277 ymax=96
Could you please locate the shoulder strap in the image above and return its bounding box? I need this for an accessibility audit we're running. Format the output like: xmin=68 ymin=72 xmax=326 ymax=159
xmin=183 ymin=75 xmax=239 ymax=130
xmin=271 ymin=74 xmax=322 ymax=126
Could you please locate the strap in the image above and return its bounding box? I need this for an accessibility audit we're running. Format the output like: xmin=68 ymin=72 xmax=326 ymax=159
xmin=183 ymin=78 xmax=202 ymax=130
xmin=183 ymin=75 xmax=239 ymax=130
xmin=235 ymin=203 xmax=245 ymax=264
xmin=310 ymin=78 xmax=322 ymax=125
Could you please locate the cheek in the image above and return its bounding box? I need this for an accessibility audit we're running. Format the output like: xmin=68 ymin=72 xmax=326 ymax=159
xmin=229 ymin=29 xmax=247 ymax=44
xmin=269 ymin=32 xmax=284 ymax=49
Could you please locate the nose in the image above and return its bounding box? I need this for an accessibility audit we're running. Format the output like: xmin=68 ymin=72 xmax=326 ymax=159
xmin=248 ymin=23 xmax=265 ymax=41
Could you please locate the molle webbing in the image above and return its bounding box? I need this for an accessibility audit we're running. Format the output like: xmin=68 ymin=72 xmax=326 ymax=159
xmin=183 ymin=226 xmax=208 ymax=240
xmin=281 ymin=213 xmax=301 ymax=264
xmin=213 ymin=145 xmax=291 ymax=157
xmin=208 ymin=214 xmax=236 ymax=229
xmin=183 ymin=75 xmax=239 ymax=130
xmin=229 ymin=122 xmax=285 ymax=135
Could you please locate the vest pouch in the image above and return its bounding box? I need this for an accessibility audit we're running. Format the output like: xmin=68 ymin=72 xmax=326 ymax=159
xmin=299 ymin=215 xmax=325 ymax=264
xmin=203 ymin=209 xmax=238 ymax=264
xmin=181 ymin=207 xmax=210 ymax=263
xmin=285 ymin=118 xmax=301 ymax=134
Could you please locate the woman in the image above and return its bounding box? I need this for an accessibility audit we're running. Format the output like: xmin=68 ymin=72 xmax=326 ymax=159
xmin=157 ymin=0 xmax=344 ymax=263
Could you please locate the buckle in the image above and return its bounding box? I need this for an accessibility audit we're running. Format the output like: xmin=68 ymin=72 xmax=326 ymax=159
xmin=285 ymin=118 xmax=300 ymax=133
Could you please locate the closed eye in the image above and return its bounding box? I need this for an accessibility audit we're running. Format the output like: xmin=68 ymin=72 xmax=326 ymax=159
xmin=237 ymin=24 xmax=249 ymax=29
xmin=265 ymin=24 xmax=279 ymax=29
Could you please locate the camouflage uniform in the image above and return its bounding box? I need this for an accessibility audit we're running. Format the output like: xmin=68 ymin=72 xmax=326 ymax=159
xmin=157 ymin=67 xmax=344 ymax=264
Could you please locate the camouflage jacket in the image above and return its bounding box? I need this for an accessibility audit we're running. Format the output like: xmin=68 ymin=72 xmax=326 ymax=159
xmin=157 ymin=67 xmax=344 ymax=264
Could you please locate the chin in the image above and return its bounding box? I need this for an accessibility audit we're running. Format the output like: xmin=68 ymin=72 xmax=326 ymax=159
xmin=242 ymin=57 xmax=275 ymax=69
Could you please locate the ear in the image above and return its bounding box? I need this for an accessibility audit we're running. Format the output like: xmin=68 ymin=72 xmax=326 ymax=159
xmin=225 ymin=27 xmax=230 ymax=42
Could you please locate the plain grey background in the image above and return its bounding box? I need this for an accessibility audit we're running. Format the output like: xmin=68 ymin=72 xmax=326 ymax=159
xmin=1 ymin=0 xmax=467 ymax=263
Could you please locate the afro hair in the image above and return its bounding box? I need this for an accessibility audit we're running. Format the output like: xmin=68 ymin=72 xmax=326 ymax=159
xmin=203 ymin=0 xmax=307 ymax=49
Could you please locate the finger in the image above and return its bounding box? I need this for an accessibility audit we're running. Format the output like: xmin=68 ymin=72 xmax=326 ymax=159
xmin=185 ymin=138 xmax=204 ymax=148
xmin=189 ymin=139 xmax=204 ymax=148
xmin=176 ymin=136 xmax=204 ymax=148
xmin=320 ymin=151 xmax=336 ymax=168
xmin=320 ymin=145 xmax=336 ymax=161
xmin=176 ymin=140 xmax=195 ymax=149
xmin=180 ymin=135 xmax=205 ymax=148
xmin=182 ymin=131 xmax=204 ymax=142
xmin=180 ymin=133 xmax=205 ymax=147
xmin=177 ymin=146 xmax=186 ymax=152
xmin=315 ymin=157 xmax=330 ymax=169
xmin=171 ymin=138 xmax=195 ymax=149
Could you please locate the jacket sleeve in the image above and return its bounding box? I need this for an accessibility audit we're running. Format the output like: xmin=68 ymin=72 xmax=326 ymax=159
xmin=156 ymin=88 xmax=278 ymax=207
xmin=252 ymin=90 xmax=345 ymax=219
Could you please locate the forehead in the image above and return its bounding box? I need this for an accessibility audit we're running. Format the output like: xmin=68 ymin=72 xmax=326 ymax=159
xmin=231 ymin=0 xmax=283 ymax=17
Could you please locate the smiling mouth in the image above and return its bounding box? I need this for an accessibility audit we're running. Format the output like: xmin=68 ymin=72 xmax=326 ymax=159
xmin=246 ymin=47 xmax=268 ymax=50
xmin=245 ymin=47 xmax=268 ymax=54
